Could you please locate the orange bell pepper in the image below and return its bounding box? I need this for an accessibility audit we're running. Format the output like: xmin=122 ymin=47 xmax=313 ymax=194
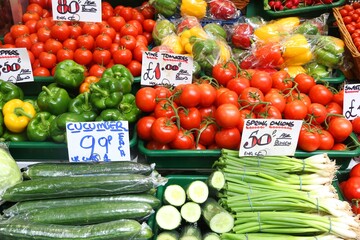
xmin=79 ymin=76 xmax=100 ymax=93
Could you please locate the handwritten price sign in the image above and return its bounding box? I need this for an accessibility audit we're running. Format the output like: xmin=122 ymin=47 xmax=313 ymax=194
xmin=0 ymin=48 xmax=33 ymax=83
xmin=141 ymin=51 xmax=193 ymax=87
xmin=52 ymin=0 xmax=101 ymax=22
xmin=66 ymin=121 xmax=130 ymax=162
xmin=239 ymin=119 xmax=302 ymax=157
xmin=343 ymin=84 xmax=360 ymax=120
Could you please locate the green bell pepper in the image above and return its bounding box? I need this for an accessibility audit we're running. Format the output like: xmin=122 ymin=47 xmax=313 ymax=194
xmin=24 ymin=99 xmax=40 ymax=113
xmin=102 ymin=64 xmax=134 ymax=92
xmin=0 ymin=112 xmax=4 ymax=137
xmin=305 ymin=62 xmax=331 ymax=78
xmin=90 ymin=77 xmax=124 ymax=110
xmin=149 ymin=0 xmax=180 ymax=18
xmin=37 ymin=86 xmax=71 ymax=116
xmin=314 ymin=36 xmax=344 ymax=68
xmin=50 ymin=112 xmax=86 ymax=143
xmin=54 ymin=60 xmax=86 ymax=89
xmin=68 ymin=92 xmax=98 ymax=122
xmin=117 ymin=93 xmax=141 ymax=123
xmin=0 ymin=79 xmax=24 ymax=110
xmin=0 ymin=129 xmax=28 ymax=142
xmin=26 ymin=112 xmax=56 ymax=142
xmin=192 ymin=39 xmax=220 ymax=75
xmin=95 ymin=109 xmax=124 ymax=121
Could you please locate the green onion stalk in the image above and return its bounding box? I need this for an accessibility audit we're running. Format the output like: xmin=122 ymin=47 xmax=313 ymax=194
xmin=221 ymin=233 xmax=345 ymax=240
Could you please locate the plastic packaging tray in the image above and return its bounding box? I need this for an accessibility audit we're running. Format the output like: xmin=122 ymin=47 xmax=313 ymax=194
xmin=139 ymin=133 xmax=360 ymax=170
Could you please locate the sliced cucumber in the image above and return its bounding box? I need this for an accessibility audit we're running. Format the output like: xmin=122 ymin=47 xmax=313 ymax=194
xmin=203 ymin=232 xmax=221 ymax=240
xmin=156 ymin=205 xmax=182 ymax=231
xmin=164 ymin=184 xmax=186 ymax=207
xmin=179 ymin=225 xmax=202 ymax=240
xmin=207 ymin=171 xmax=225 ymax=191
xmin=186 ymin=180 xmax=209 ymax=204
xmin=201 ymin=198 xmax=234 ymax=234
xmin=157 ymin=231 xmax=180 ymax=240
xmin=180 ymin=202 xmax=201 ymax=223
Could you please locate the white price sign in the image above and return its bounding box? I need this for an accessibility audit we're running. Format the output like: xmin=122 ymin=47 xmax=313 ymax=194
xmin=52 ymin=0 xmax=102 ymax=22
xmin=66 ymin=121 xmax=131 ymax=162
xmin=343 ymin=84 xmax=360 ymax=120
xmin=141 ymin=51 xmax=193 ymax=87
xmin=239 ymin=119 xmax=303 ymax=157
xmin=0 ymin=48 xmax=33 ymax=83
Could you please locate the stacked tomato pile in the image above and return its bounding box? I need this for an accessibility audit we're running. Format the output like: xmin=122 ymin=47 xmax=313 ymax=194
xmin=338 ymin=3 xmax=360 ymax=51
xmin=0 ymin=0 xmax=156 ymax=77
xmin=135 ymin=63 xmax=353 ymax=151
xmin=340 ymin=163 xmax=360 ymax=215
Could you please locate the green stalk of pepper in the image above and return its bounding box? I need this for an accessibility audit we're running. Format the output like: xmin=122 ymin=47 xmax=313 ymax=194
xmin=50 ymin=112 xmax=86 ymax=143
xmin=117 ymin=93 xmax=141 ymax=123
xmin=0 ymin=130 xmax=28 ymax=142
xmin=95 ymin=109 xmax=124 ymax=121
xmin=68 ymin=92 xmax=98 ymax=122
xmin=37 ymin=86 xmax=71 ymax=116
xmin=102 ymin=64 xmax=134 ymax=94
xmin=54 ymin=60 xmax=86 ymax=89
xmin=24 ymin=99 xmax=41 ymax=113
xmin=0 ymin=79 xmax=24 ymax=110
xmin=192 ymin=39 xmax=220 ymax=75
xmin=90 ymin=77 xmax=124 ymax=110
xmin=27 ymin=112 xmax=56 ymax=142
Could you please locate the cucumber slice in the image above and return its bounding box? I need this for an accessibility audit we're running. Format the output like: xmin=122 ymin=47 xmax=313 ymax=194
xmin=157 ymin=230 xmax=180 ymax=240
xmin=207 ymin=171 xmax=225 ymax=191
xmin=156 ymin=205 xmax=182 ymax=230
xmin=164 ymin=184 xmax=186 ymax=207
xmin=186 ymin=180 xmax=209 ymax=204
xmin=203 ymin=232 xmax=221 ymax=240
xmin=202 ymin=198 xmax=234 ymax=234
xmin=180 ymin=202 xmax=201 ymax=223
xmin=179 ymin=225 xmax=202 ymax=240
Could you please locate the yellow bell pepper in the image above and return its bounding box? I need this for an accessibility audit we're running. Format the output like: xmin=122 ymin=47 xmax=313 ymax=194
xmin=217 ymin=39 xmax=231 ymax=63
xmin=3 ymin=99 xmax=36 ymax=133
xmin=254 ymin=17 xmax=300 ymax=42
xmin=282 ymin=65 xmax=307 ymax=78
xmin=282 ymin=34 xmax=312 ymax=66
xmin=161 ymin=34 xmax=185 ymax=54
xmin=180 ymin=0 xmax=207 ymax=19
xmin=180 ymin=26 xmax=208 ymax=54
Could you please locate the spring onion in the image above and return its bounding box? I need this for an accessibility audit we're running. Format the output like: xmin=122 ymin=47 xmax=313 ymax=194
xmin=221 ymin=233 xmax=344 ymax=240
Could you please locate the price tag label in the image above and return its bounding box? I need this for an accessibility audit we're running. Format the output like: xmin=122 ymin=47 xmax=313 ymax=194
xmin=66 ymin=121 xmax=131 ymax=162
xmin=343 ymin=83 xmax=360 ymax=120
xmin=239 ymin=119 xmax=302 ymax=157
xmin=0 ymin=48 xmax=34 ymax=83
xmin=141 ymin=51 xmax=193 ymax=87
xmin=52 ymin=0 xmax=102 ymax=22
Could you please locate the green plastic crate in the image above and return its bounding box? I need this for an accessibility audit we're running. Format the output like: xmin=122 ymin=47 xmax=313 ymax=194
xmin=138 ymin=133 xmax=360 ymax=170
xmin=320 ymin=69 xmax=345 ymax=85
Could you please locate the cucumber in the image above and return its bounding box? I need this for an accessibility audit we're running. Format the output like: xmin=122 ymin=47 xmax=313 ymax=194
xmin=179 ymin=225 xmax=202 ymax=240
xmin=186 ymin=180 xmax=209 ymax=204
xmin=16 ymin=202 xmax=154 ymax=225
xmin=0 ymin=219 xmax=142 ymax=239
xmin=180 ymin=202 xmax=201 ymax=223
xmin=3 ymin=194 xmax=161 ymax=218
xmin=203 ymin=232 xmax=220 ymax=240
xmin=164 ymin=184 xmax=186 ymax=207
xmin=207 ymin=171 xmax=225 ymax=191
xmin=201 ymin=198 xmax=234 ymax=234
xmin=22 ymin=161 xmax=153 ymax=179
xmin=133 ymin=223 xmax=153 ymax=240
xmin=155 ymin=205 xmax=182 ymax=231
xmin=2 ymin=174 xmax=155 ymax=202
xmin=157 ymin=231 xmax=180 ymax=240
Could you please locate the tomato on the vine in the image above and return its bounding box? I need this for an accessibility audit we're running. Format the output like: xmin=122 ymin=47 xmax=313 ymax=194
xmin=239 ymin=87 xmax=265 ymax=111
xmin=216 ymin=90 xmax=239 ymax=107
xmin=238 ymin=109 xmax=256 ymax=133
xmin=169 ymin=129 xmax=195 ymax=150
xmin=150 ymin=117 xmax=179 ymax=144
xmin=318 ymin=129 xmax=335 ymax=150
xmin=342 ymin=177 xmax=360 ymax=201
xmin=298 ymin=126 xmax=321 ymax=152
xmin=137 ymin=116 xmax=156 ymax=141
xmin=212 ymin=62 xmax=237 ymax=86
xmin=215 ymin=127 xmax=241 ymax=150
xmin=271 ymin=70 xmax=293 ymax=92
xmin=135 ymin=87 xmax=157 ymax=112
xmin=284 ymin=100 xmax=308 ymax=120
xmin=257 ymin=105 xmax=282 ymax=119
xmin=309 ymin=84 xmax=334 ymax=106
xmin=264 ymin=91 xmax=286 ymax=113
xmin=197 ymin=123 xmax=217 ymax=147
xmin=307 ymin=103 xmax=328 ymax=124
xmin=226 ymin=76 xmax=250 ymax=96
xmin=154 ymin=100 xmax=177 ymax=119
xmin=250 ymin=71 xmax=273 ymax=94
xmin=293 ymin=73 xmax=316 ymax=94
xmin=350 ymin=163 xmax=360 ymax=178
xmin=146 ymin=140 xmax=170 ymax=150
xmin=215 ymin=103 xmax=241 ymax=129
xmin=179 ymin=84 xmax=201 ymax=108
xmin=328 ymin=117 xmax=353 ymax=143
xmin=178 ymin=107 xmax=202 ymax=130
xmin=352 ymin=116 xmax=360 ymax=134
xmin=197 ymin=82 xmax=217 ymax=107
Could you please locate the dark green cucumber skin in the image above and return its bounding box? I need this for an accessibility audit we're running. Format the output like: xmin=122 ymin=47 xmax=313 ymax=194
xmin=3 ymin=194 xmax=160 ymax=218
xmin=133 ymin=223 xmax=153 ymax=240
xmin=18 ymin=202 xmax=153 ymax=225
xmin=0 ymin=219 xmax=142 ymax=240
xmin=2 ymin=174 xmax=154 ymax=202
xmin=23 ymin=161 xmax=153 ymax=179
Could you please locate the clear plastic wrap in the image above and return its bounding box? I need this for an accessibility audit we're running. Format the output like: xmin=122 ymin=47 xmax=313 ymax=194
xmin=208 ymin=0 xmax=240 ymax=20
xmin=152 ymin=18 xmax=176 ymax=46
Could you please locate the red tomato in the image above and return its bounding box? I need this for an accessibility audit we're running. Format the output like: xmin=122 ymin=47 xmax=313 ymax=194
xmin=226 ymin=77 xmax=250 ymax=96
xmin=38 ymin=51 xmax=56 ymax=69
xmin=126 ymin=60 xmax=142 ymax=77
xmin=326 ymin=102 xmax=343 ymax=117
xmin=271 ymin=70 xmax=293 ymax=92
xmin=3 ymin=33 xmax=14 ymax=45
xmin=154 ymin=100 xmax=177 ymax=119
xmin=142 ymin=19 xmax=156 ymax=33
xmin=15 ymin=35 xmax=32 ymax=50
xmin=36 ymin=27 xmax=51 ymax=43
xmin=215 ymin=103 xmax=241 ymax=128
xmin=25 ymin=19 xmax=38 ymax=34
xmin=95 ymin=34 xmax=113 ymax=50
xmin=26 ymin=3 xmax=43 ymax=15
xmin=179 ymin=84 xmax=201 ymax=108
xmin=77 ymin=34 xmax=95 ymax=50
xmin=73 ymin=48 xmax=93 ymax=66
xmin=135 ymin=87 xmax=157 ymax=112
xmin=10 ymin=24 xmax=30 ymax=39
xmin=120 ymin=35 xmax=137 ymax=51
xmin=197 ymin=123 xmax=217 ymax=146
xmin=119 ymin=6 xmax=133 ymax=22
xmin=92 ymin=49 xmax=111 ymax=66
xmin=178 ymin=107 xmax=202 ymax=130
xmin=307 ymin=103 xmax=328 ymax=124
xmin=100 ymin=25 xmax=116 ymax=41
xmin=146 ymin=141 xmax=170 ymax=150
xmin=257 ymin=105 xmax=282 ymax=119
xmin=239 ymin=87 xmax=265 ymax=111
xmin=169 ymin=129 xmax=195 ymax=149
xmin=56 ymin=48 xmax=74 ymax=62
xmin=120 ymin=24 xmax=139 ymax=38
xmin=294 ymin=73 xmax=316 ymax=94
xmin=342 ymin=177 xmax=360 ymax=200
xmin=318 ymin=129 xmax=335 ymax=150
xmin=309 ymin=84 xmax=333 ymax=106
xmin=113 ymin=48 xmax=132 ymax=65
xmin=332 ymin=143 xmax=348 ymax=151
xmin=216 ymin=90 xmax=239 ymax=107
xmin=212 ymin=62 xmax=237 ymax=86
xmin=286 ymin=92 xmax=311 ymax=108
xmin=68 ymin=24 xmax=82 ymax=39
xmin=352 ymin=116 xmax=360 ymax=134
xmin=199 ymin=106 xmax=216 ymax=120
xmin=33 ymin=66 xmax=50 ymax=76
xmin=35 ymin=17 xmax=53 ymax=31
xmin=132 ymin=45 xmax=148 ymax=62
xmin=350 ymin=163 xmax=360 ymax=178
xmin=198 ymin=82 xmax=217 ymax=107
xmin=215 ymin=127 xmax=241 ymax=150
xmin=127 ymin=20 xmax=143 ymax=35
xmin=63 ymin=38 xmax=77 ymax=52
xmin=44 ymin=38 xmax=63 ymax=54
xmin=328 ymin=117 xmax=353 ymax=143
xmin=284 ymin=100 xmax=308 ymax=120
xmin=88 ymin=64 xmax=106 ymax=77
xmin=332 ymin=89 xmax=344 ymax=107
xmin=50 ymin=22 xmax=70 ymax=42
xmin=107 ymin=15 xmax=126 ymax=32
xmin=82 ymin=22 xmax=100 ymax=38
xmin=298 ymin=127 xmax=321 ymax=152
xmin=137 ymin=116 xmax=156 ymax=141
xmin=250 ymin=71 xmax=273 ymax=94
xmin=150 ymin=117 xmax=179 ymax=144
xmin=264 ymin=91 xmax=286 ymax=113
xmin=238 ymin=109 xmax=256 ymax=133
